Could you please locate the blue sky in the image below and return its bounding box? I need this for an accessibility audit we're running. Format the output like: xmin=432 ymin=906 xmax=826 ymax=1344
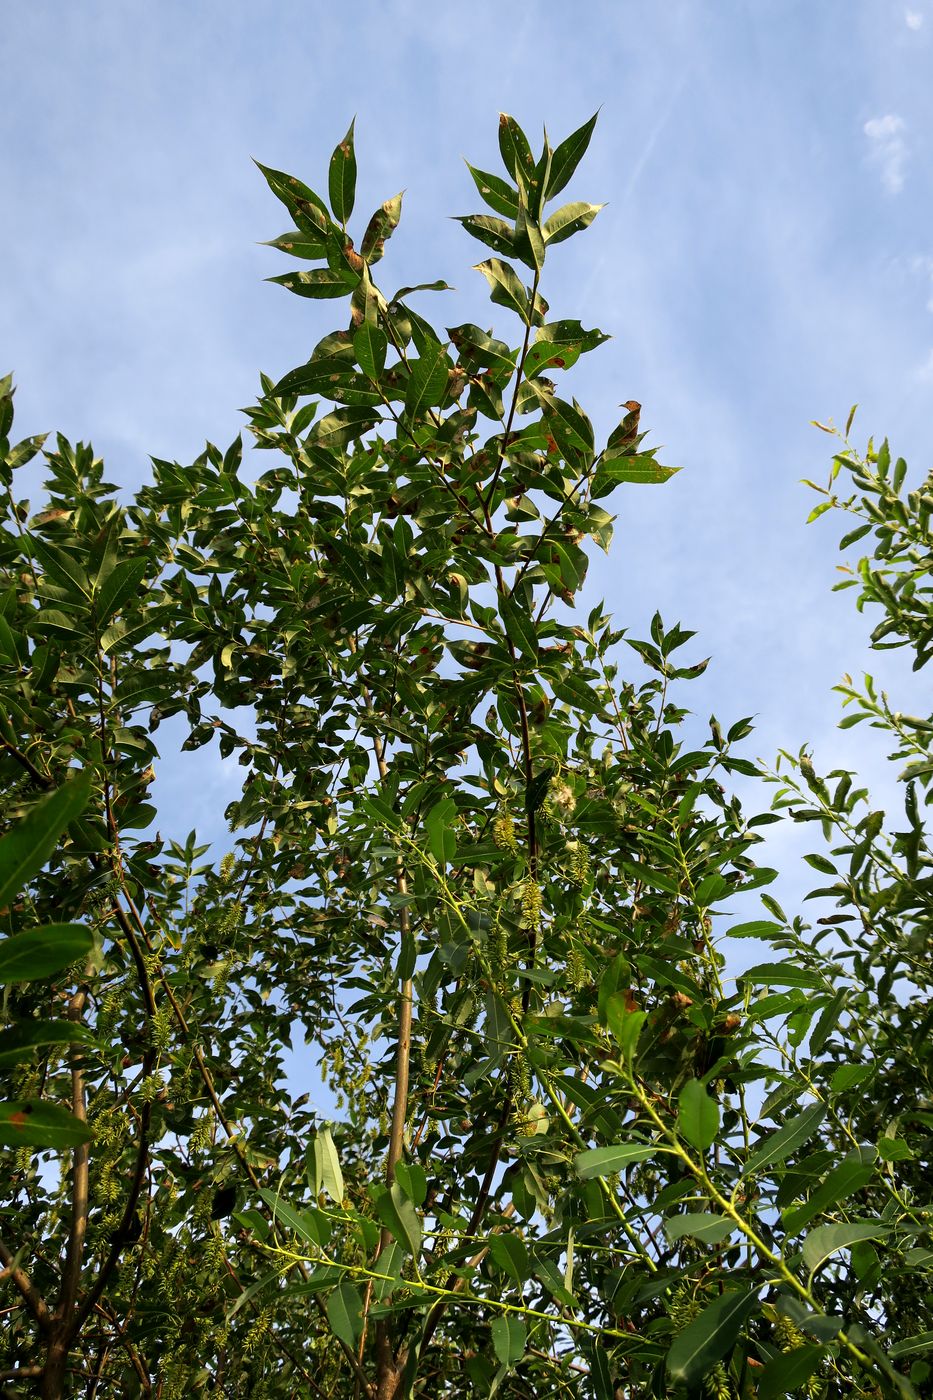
xmin=3 ymin=0 xmax=932 ymax=907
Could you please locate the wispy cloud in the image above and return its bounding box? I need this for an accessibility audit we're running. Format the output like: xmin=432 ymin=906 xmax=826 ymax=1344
xmin=905 ymin=8 xmax=924 ymax=29
xmin=909 ymin=255 xmax=933 ymax=311
xmin=916 ymin=348 xmax=933 ymax=382
xmin=863 ymin=113 xmax=908 ymax=193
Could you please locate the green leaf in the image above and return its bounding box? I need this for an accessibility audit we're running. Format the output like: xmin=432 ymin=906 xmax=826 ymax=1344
xmin=328 ymin=120 xmax=357 ymax=225
xmin=514 ymin=202 xmax=545 ymax=272
xmin=600 ymin=454 xmax=680 ymax=485
xmin=487 ymin=1232 xmax=531 ymax=1283
xmin=587 ymin=1345 xmax=614 ymax=1400
xmin=0 ymin=924 xmax=94 ymax=984
xmin=29 ymin=535 xmax=90 ymax=599
xmin=312 ymin=1126 xmax=345 ymax=1204
xmin=306 ymin=408 xmax=379 ymax=451
xmin=802 ymin=1221 xmax=889 ymax=1276
xmin=268 ymin=267 xmax=358 ymax=299
xmin=0 ymin=1099 xmax=92 ymax=1149
xmin=727 ymin=920 xmax=784 ymax=940
xmin=524 ymin=319 xmax=608 ymax=377
xmin=498 ymin=591 xmax=538 ymax=662
xmin=474 ymin=259 xmax=531 ymax=324
xmin=326 ymin=1281 xmax=363 ymax=1348
xmin=491 ymin=1314 xmax=526 ymax=1369
xmin=424 ymin=796 xmax=458 ymax=866
xmin=542 ymin=201 xmax=603 ymax=245
xmin=360 ymin=192 xmax=402 ymax=264
xmin=545 ymin=397 xmax=594 ymax=465
xmin=394 ymin=1161 xmax=427 ymax=1207
xmin=354 ymin=323 xmax=388 ymax=381
xmin=545 ymin=112 xmax=599 ymax=200
xmin=373 ymin=1183 xmax=422 ymax=1257
xmin=372 ymin=1241 xmax=405 ymax=1302
xmin=740 ymin=964 xmax=827 ymax=990
xmin=604 ymin=998 xmax=646 ymax=1066
xmin=742 ymin=1104 xmax=827 ymax=1178
xmin=262 ymin=229 xmax=329 ymax=260
xmin=664 ymin=1213 xmax=734 ymax=1246
xmin=677 ymin=1079 xmax=720 ymax=1151
xmin=665 ymin=1287 xmax=757 ymax=1386
xmin=0 ymin=1018 xmax=95 ymax=1069
xmin=782 ymin=1147 xmax=878 ymax=1235
xmin=404 ymin=339 xmax=450 ymax=418
xmin=456 ymin=215 xmax=515 ymax=257
xmin=498 ymin=113 xmax=536 ymax=190
xmin=95 ymin=557 xmax=148 ymax=627
xmin=257 ymin=1188 xmax=327 ymax=1248
xmin=574 ymin=1143 xmax=661 ymax=1178
xmin=464 ymin=163 xmax=519 ymax=219
xmin=890 ymin=1331 xmax=933 ymax=1360
xmin=253 ymin=161 xmax=330 ymax=233
xmin=0 ymin=773 xmax=93 ymax=911
xmin=757 ymin=1345 xmax=826 ymax=1400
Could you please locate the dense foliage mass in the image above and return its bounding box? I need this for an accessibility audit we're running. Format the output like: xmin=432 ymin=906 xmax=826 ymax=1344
xmin=0 ymin=114 xmax=931 ymax=1400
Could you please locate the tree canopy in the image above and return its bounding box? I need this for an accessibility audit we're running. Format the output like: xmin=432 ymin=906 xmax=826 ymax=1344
xmin=1 ymin=112 xmax=931 ymax=1400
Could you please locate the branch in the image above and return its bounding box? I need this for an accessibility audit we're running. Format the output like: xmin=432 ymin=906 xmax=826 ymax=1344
xmin=0 ymin=738 xmax=54 ymax=790
xmin=0 ymin=1236 xmax=50 ymax=1331
xmin=58 ymin=990 xmax=90 ymax=1320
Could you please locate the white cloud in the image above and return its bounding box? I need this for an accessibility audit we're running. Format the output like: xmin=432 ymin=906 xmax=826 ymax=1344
xmin=864 ymin=113 xmax=908 ymax=193
xmin=905 ymin=8 xmax=924 ymax=28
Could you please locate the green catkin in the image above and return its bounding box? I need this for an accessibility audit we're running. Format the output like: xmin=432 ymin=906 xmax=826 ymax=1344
xmin=705 ymin=1362 xmax=732 ymax=1400
xmin=775 ymin=1316 xmax=822 ymax=1397
xmin=521 ymin=878 xmax=542 ymax=929
xmin=189 ymin=1113 xmax=212 ymax=1153
xmin=488 ymin=918 xmax=510 ymax=985
xmin=668 ymin=1282 xmax=701 ymax=1329
xmin=569 ymin=842 xmax=590 ymax=885
xmin=243 ymin=1305 xmax=273 ymax=1358
xmin=150 ymin=1004 xmax=172 ymax=1054
xmin=220 ymin=851 xmax=236 ymax=882
xmin=567 ymin=946 xmax=587 ymax=991
xmin=492 ymin=812 xmax=517 ymax=852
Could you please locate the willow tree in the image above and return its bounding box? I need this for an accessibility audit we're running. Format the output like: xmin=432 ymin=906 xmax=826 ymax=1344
xmin=0 ymin=114 xmax=928 ymax=1400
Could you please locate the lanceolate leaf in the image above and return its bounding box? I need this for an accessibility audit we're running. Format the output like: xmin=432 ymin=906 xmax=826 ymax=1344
xmin=326 ymin=1281 xmax=363 ymax=1348
xmin=574 ymin=1143 xmax=661 ymax=1178
xmin=677 ymin=1079 xmax=720 ymax=1151
xmin=802 ymin=1221 xmax=890 ymax=1276
xmin=474 ymin=258 xmax=531 ymax=324
xmin=95 ymin=556 xmax=148 ymax=627
xmin=269 ymin=268 xmax=358 ymax=299
xmin=354 ymin=323 xmax=388 ymax=381
xmin=456 ymin=215 xmax=515 ymax=257
xmin=404 ymin=339 xmax=451 ymax=418
xmin=490 ymin=1314 xmax=525 ymax=1369
xmin=0 ymin=773 xmax=93 ymax=911
xmin=360 ymin=192 xmax=402 ymax=264
xmin=0 ymin=1019 xmax=95 ymax=1069
xmin=542 ymin=201 xmax=603 ymax=245
xmin=328 ymin=119 xmax=357 ymax=226
xmin=742 ymin=1103 xmax=827 ymax=1177
xmin=544 ymin=112 xmax=599 ymax=200
xmin=497 ymin=113 xmax=536 ymax=190
xmin=464 ymin=161 xmax=519 ymax=218
xmin=599 ymin=454 xmax=680 ymax=485
xmin=0 ymin=1100 xmax=92 ymax=1149
xmin=0 ymin=924 xmax=94 ymax=984
xmin=665 ymin=1288 xmax=757 ymax=1386
xmin=757 ymin=1345 xmax=826 ymax=1400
